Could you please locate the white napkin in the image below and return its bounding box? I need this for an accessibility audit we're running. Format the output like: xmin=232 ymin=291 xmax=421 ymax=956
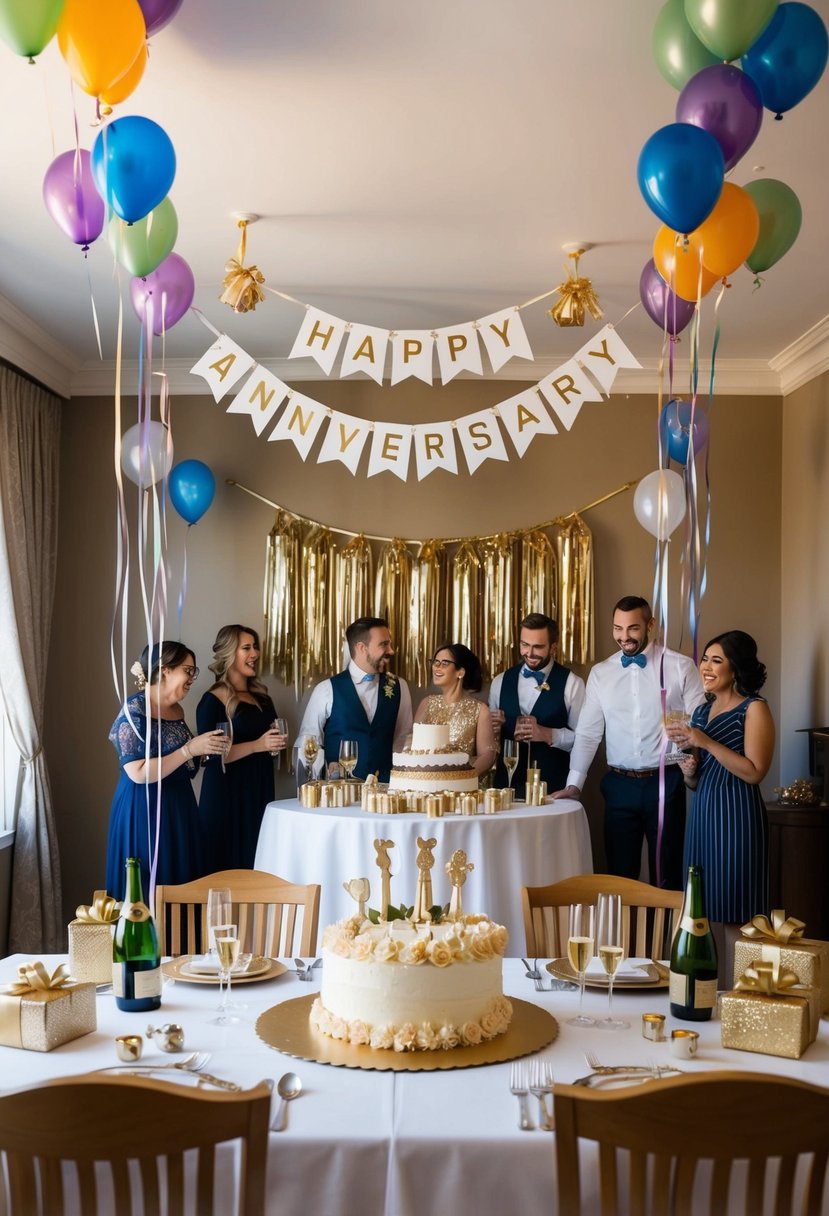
xmin=186 ymin=953 xmax=253 ymax=975
xmin=585 ymin=956 xmax=653 ymax=981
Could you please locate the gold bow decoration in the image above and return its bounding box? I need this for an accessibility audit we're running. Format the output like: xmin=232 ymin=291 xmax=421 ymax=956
xmin=75 ymin=890 xmax=121 ymax=924
xmin=735 ymin=959 xmax=807 ymax=998
xmin=219 ymin=219 xmax=266 ymax=314
xmin=547 ymin=250 xmax=603 ymax=328
xmin=740 ymin=909 xmax=806 ymax=945
xmin=1 ymin=961 xmax=73 ymax=997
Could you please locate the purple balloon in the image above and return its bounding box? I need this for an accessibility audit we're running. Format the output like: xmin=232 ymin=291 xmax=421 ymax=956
xmin=676 ymin=63 xmax=763 ymax=173
xmin=639 ymin=259 xmax=696 ymax=337
xmin=130 ymin=253 xmax=195 ymax=334
xmin=42 ymin=150 xmax=105 ymax=250
xmin=138 ymin=0 xmax=184 ymax=36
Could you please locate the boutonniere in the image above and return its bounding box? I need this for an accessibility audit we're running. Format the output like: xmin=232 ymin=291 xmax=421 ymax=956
xmin=538 ymin=682 xmax=550 ymax=693
xmin=383 ymin=673 xmax=397 ymax=698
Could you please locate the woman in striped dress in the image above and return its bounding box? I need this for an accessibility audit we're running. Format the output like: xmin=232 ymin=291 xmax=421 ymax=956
xmin=666 ymin=631 xmax=774 ymax=984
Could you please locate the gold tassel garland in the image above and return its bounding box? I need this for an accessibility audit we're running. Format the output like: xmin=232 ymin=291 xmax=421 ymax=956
xmin=520 ymin=529 xmax=558 ymax=623
xmin=555 ymin=514 xmax=594 ymax=666
xmin=301 ymin=526 xmax=334 ymax=686
xmin=409 ymin=541 xmax=446 ymax=687
xmin=480 ymin=534 xmax=514 ymax=681
xmin=450 ymin=541 xmax=482 ymax=662
xmin=262 ymin=510 xmax=302 ymax=694
xmin=375 ymin=539 xmax=413 ymax=677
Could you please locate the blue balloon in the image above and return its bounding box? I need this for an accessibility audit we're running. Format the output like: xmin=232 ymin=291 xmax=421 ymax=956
xmin=637 ymin=122 xmax=724 ymax=234
xmin=168 ymin=459 xmax=215 ymax=525
xmin=92 ymin=117 xmax=176 ymax=224
xmin=742 ymin=2 xmax=828 ymax=117
xmin=659 ymin=399 xmax=709 ymax=464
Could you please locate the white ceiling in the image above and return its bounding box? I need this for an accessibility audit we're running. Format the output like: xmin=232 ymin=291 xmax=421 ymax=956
xmin=0 ymin=0 xmax=827 ymax=399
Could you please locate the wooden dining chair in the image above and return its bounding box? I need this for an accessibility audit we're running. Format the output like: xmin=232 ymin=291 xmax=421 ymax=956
xmin=0 ymin=1074 xmax=271 ymax=1216
xmin=521 ymin=873 xmax=683 ymax=958
xmin=554 ymin=1070 xmax=829 ymax=1216
xmin=155 ymin=868 xmax=321 ymax=957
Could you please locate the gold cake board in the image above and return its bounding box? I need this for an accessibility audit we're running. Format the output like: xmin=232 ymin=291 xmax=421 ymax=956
xmin=256 ymin=994 xmax=557 ymax=1071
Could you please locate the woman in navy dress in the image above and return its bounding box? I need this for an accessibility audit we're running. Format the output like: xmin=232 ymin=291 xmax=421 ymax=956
xmin=105 ymin=641 xmax=228 ymax=900
xmin=667 ymin=630 xmax=774 ymax=983
xmin=197 ymin=624 xmax=287 ymax=871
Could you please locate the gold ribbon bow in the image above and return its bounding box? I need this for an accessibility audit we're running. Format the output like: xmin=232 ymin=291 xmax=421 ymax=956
xmin=740 ymin=909 xmax=806 ymax=945
xmin=1 ymin=960 xmax=73 ymax=997
xmin=219 ymin=220 xmax=266 ymax=314
xmin=548 ymin=251 xmax=603 ymax=328
xmin=75 ymin=889 xmax=121 ymax=924
xmin=735 ymin=959 xmax=806 ymax=998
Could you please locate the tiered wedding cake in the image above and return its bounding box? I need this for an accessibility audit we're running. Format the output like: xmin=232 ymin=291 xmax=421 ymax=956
xmin=388 ymin=722 xmax=478 ymax=793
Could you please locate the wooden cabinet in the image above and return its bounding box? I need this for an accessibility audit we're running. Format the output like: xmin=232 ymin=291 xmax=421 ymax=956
xmin=765 ymin=802 xmax=829 ymax=939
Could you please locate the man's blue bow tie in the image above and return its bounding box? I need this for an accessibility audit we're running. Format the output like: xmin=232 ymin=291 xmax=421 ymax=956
xmin=522 ymin=666 xmax=545 ymax=684
xmin=360 ymin=672 xmax=375 ymax=683
xmin=621 ymin=653 xmax=647 ymax=669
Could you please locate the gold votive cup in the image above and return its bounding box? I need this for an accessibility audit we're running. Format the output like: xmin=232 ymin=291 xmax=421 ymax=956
xmin=642 ymin=1012 xmax=666 ymax=1042
xmin=670 ymin=1028 xmax=699 ymax=1058
xmin=115 ymin=1034 xmax=143 ymax=1062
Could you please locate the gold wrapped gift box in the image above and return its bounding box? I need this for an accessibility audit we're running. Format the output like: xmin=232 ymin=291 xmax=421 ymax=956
xmin=733 ymin=910 xmax=829 ymax=1013
xmin=0 ymin=963 xmax=96 ymax=1052
xmin=68 ymin=890 xmax=120 ymax=986
xmin=721 ymin=960 xmax=821 ymax=1060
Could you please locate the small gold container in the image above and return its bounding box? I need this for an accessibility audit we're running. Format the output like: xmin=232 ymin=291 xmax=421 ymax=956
xmin=114 ymin=1034 xmax=143 ymax=1062
xmin=670 ymin=1028 xmax=699 ymax=1058
xmin=642 ymin=1012 xmax=666 ymax=1042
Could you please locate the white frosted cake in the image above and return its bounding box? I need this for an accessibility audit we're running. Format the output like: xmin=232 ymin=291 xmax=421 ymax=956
xmin=310 ymin=915 xmax=512 ymax=1051
xmin=388 ymin=722 xmax=478 ymax=793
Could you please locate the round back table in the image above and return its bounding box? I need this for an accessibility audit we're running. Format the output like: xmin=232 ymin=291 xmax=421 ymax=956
xmin=254 ymin=797 xmax=593 ymax=949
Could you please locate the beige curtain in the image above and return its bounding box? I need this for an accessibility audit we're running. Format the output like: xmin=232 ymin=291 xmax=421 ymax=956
xmin=0 ymin=363 xmax=62 ymax=952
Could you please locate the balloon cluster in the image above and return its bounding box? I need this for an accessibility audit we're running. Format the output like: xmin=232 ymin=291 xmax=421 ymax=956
xmin=638 ymin=0 xmax=825 ymax=328
xmin=0 ymin=0 xmax=195 ymax=335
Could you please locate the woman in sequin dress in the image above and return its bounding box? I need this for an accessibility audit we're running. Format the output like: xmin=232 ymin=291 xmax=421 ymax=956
xmin=414 ymin=643 xmax=496 ymax=777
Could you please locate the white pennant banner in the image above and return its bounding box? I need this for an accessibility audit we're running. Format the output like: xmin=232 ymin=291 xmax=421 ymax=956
xmin=288 ymin=308 xmax=347 ymax=375
xmin=497 ymin=388 xmax=558 ymax=457
xmin=455 ymin=409 xmax=510 ymax=475
xmin=435 ymin=322 xmax=483 ymax=385
xmin=190 ymin=335 xmax=256 ymax=402
xmin=477 ymin=307 xmax=534 ymax=372
xmin=228 ymin=366 xmax=290 ymax=436
xmin=574 ymin=324 xmax=642 ymax=391
xmin=537 ymin=358 xmax=605 ymax=431
xmin=367 ymin=423 xmax=413 ymax=480
xmin=390 ymin=332 xmax=434 ymax=386
xmin=267 ymin=392 xmax=327 ymax=461
xmin=413 ymin=421 xmax=458 ymax=480
xmin=317 ymin=411 xmax=373 ymax=475
xmin=339 ymin=323 xmax=389 ymax=385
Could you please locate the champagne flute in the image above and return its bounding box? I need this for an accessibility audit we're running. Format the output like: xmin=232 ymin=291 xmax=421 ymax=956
xmin=216 ymin=721 xmax=231 ymax=774
xmin=664 ymin=707 xmax=690 ymax=762
xmin=339 ymin=739 xmax=358 ymax=779
xmin=502 ymin=738 xmax=519 ymax=790
xmin=298 ymin=733 xmax=320 ymax=792
xmin=272 ymin=717 xmax=288 ymax=767
xmin=595 ymin=892 xmax=629 ymax=1030
xmin=210 ymin=924 xmax=242 ymax=1025
xmin=517 ymin=713 xmax=534 ymax=774
xmin=206 ymin=887 xmax=232 ymax=960
xmin=566 ymin=903 xmax=596 ymax=1027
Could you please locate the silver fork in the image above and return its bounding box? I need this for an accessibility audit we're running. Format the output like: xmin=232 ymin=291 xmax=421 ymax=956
xmin=529 ymin=1061 xmax=555 ymax=1131
xmin=100 ymin=1051 xmax=211 ymax=1075
xmin=584 ymin=1051 xmax=661 ymax=1076
xmin=509 ymin=1061 xmax=534 ymax=1131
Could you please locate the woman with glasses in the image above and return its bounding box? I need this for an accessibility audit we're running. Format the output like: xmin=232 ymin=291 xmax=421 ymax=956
xmin=196 ymin=624 xmax=287 ymax=871
xmin=414 ymin=643 xmax=496 ymax=777
xmin=105 ymin=640 xmax=227 ymax=898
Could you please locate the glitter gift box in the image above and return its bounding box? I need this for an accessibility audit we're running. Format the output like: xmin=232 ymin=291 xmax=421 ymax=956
xmin=68 ymin=889 xmax=120 ymax=985
xmin=733 ymin=910 xmax=829 ymax=1013
xmin=0 ymin=963 xmax=96 ymax=1052
xmin=720 ymin=959 xmax=821 ymax=1060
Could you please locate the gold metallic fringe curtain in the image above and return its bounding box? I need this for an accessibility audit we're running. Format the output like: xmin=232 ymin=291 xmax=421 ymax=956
xmin=263 ymin=514 xmax=593 ymax=692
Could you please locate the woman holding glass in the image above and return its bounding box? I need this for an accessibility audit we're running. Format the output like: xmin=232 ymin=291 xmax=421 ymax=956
xmin=197 ymin=624 xmax=288 ymax=871
xmin=666 ymin=630 xmax=774 ymax=984
xmin=105 ymin=641 xmax=228 ymax=899
xmin=414 ymin=643 xmax=496 ymax=777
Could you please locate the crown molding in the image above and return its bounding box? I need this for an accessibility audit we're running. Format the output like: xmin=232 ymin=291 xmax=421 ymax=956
xmin=0 ymin=295 xmax=79 ymax=399
xmin=770 ymin=314 xmax=829 ymax=397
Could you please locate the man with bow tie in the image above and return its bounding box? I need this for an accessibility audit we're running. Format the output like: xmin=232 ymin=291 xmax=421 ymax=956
xmin=489 ymin=613 xmax=585 ymax=798
xmin=551 ymin=595 xmax=705 ymax=889
xmin=296 ymin=616 xmax=412 ymax=782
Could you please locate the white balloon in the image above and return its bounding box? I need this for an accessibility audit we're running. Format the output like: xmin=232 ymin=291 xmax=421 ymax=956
xmin=120 ymin=421 xmax=173 ymax=488
xmin=633 ymin=469 xmax=686 ymax=539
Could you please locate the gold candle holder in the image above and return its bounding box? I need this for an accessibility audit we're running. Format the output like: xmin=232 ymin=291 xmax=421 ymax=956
xmin=670 ymin=1028 xmax=699 ymax=1059
xmin=642 ymin=1012 xmax=666 ymax=1042
xmin=114 ymin=1034 xmax=143 ymax=1062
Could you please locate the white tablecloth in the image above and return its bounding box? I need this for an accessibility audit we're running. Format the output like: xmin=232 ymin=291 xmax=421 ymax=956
xmin=2 ymin=956 xmax=828 ymax=1216
xmin=254 ymin=797 xmax=593 ymax=949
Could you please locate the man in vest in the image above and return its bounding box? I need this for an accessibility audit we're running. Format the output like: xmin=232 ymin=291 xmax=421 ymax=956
xmin=489 ymin=612 xmax=585 ymax=798
xmin=296 ymin=616 xmax=413 ymax=783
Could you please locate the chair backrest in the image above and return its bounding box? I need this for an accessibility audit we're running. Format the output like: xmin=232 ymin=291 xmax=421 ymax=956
xmin=155 ymin=868 xmax=320 ymax=957
xmin=0 ymin=1075 xmax=271 ymax=1216
xmin=521 ymin=873 xmax=683 ymax=958
xmin=554 ymin=1071 xmax=829 ymax=1216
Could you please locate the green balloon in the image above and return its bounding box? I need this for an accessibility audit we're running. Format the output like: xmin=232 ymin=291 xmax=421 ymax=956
xmin=653 ymin=0 xmax=719 ymax=91
xmin=744 ymin=179 xmax=802 ymax=273
xmin=108 ymin=198 xmax=178 ymax=279
xmin=0 ymin=0 xmax=64 ymax=58
xmin=684 ymin=0 xmax=778 ymax=61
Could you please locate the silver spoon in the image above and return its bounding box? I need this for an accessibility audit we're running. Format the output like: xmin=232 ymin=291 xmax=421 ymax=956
xmin=272 ymin=1071 xmax=303 ymax=1131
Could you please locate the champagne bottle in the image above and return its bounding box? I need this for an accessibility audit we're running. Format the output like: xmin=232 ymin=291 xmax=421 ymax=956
xmin=112 ymin=857 xmax=161 ymax=1012
xmin=669 ymin=864 xmax=718 ymax=1022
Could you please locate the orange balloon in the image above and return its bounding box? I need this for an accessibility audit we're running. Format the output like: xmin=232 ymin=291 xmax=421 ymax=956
xmin=653 ymin=226 xmax=718 ymax=303
xmin=58 ymin=0 xmax=146 ymax=99
xmin=696 ymin=183 xmax=761 ymax=279
xmin=100 ymin=42 xmax=147 ymax=107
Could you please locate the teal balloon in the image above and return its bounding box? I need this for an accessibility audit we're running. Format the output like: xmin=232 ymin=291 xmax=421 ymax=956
xmin=92 ymin=116 xmax=176 ymax=225
xmin=684 ymin=0 xmax=778 ymax=60
xmin=653 ymin=0 xmax=719 ymax=90
xmin=107 ymin=197 xmax=178 ymax=278
xmin=637 ymin=123 xmax=724 ymax=234
xmin=742 ymin=2 xmax=828 ymax=117
xmin=168 ymin=460 xmax=215 ymax=525
xmin=743 ymin=178 xmax=802 ymax=272
xmin=0 ymin=0 xmax=64 ymax=58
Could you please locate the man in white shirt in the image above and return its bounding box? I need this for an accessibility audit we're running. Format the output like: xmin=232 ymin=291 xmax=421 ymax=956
xmin=296 ymin=616 xmax=413 ymax=782
xmin=489 ymin=612 xmax=585 ymax=798
xmin=551 ymin=595 xmax=705 ymax=889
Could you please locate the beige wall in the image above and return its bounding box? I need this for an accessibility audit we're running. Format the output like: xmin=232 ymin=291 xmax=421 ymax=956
xmin=47 ymin=380 xmax=782 ymax=924
xmin=780 ymin=369 xmax=829 ymax=780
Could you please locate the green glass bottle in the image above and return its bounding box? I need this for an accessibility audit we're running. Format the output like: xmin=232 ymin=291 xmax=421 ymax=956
xmin=112 ymin=857 xmax=161 ymax=1012
xmin=669 ymin=864 xmax=718 ymax=1021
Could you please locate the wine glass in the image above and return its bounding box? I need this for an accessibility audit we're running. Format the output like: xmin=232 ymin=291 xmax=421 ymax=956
xmin=210 ymin=924 xmax=242 ymax=1025
xmin=566 ymin=903 xmax=596 ymax=1027
xmin=272 ymin=717 xmax=288 ymax=767
xmin=298 ymin=733 xmax=320 ymax=792
xmin=595 ymin=892 xmax=629 ymax=1030
xmin=502 ymin=738 xmax=519 ymax=789
xmin=206 ymin=887 xmax=232 ymax=960
xmin=664 ymin=707 xmax=690 ymax=763
xmin=339 ymin=739 xmax=358 ymax=779
xmin=216 ymin=721 xmax=231 ymax=773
